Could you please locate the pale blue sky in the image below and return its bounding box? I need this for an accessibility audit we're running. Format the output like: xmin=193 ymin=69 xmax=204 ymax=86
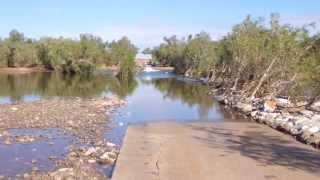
xmin=0 ymin=0 xmax=319 ymax=49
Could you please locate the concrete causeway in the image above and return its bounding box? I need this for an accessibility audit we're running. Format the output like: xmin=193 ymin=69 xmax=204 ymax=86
xmin=112 ymin=122 xmax=320 ymax=180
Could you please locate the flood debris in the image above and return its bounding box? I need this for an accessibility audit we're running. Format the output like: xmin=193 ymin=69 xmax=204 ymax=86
xmin=0 ymin=131 xmax=47 ymax=145
xmin=24 ymin=141 xmax=119 ymax=180
xmin=0 ymin=96 xmax=126 ymax=179
xmin=211 ymin=89 xmax=320 ymax=149
xmin=0 ymin=97 xmax=125 ymax=144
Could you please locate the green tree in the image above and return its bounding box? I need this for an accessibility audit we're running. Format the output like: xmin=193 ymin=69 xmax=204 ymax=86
xmin=109 ymin=37 xmax=138 ymax=80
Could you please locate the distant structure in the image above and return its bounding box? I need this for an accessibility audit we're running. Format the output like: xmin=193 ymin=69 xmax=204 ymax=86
xmin=135 ymin=53 xmax=152 ymax=67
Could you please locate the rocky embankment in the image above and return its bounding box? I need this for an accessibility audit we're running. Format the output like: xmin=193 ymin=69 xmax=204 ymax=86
xmin=211 ymin=89 xmax=320 ymax=149
xmin=0 ymin=97 xmax=126 ymax=179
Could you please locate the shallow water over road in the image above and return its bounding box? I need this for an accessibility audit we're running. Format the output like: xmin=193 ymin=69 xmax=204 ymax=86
xmin=105 ymin=71 xmax=233 ymax=144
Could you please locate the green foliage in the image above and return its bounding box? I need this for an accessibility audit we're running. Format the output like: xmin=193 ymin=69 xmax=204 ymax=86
xmin=61 ymin=60 xmax=95 ymax=76
xmin=36 ymin=43 xmax=52 ymax=69
xmin=151 ymin=36 xmax=186 ymax=73
xmin=296 ymin=35 xmax=320 ymax=98
xmin=150 ymin=14 xmax=320 ymax=101
xmin=9 ymin=29 xmax=25 ymax=42
xmin=184 ymin=32 xmax=217 ymax=78
xmin=109 ymin=37 xmax=138 ymax=80
xmin=0 ymin=30 xmax=137 ymax=75
xmin=142 ymin=48 xmax=152 ymax=54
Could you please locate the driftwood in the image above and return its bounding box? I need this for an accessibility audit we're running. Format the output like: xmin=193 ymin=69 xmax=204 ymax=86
xmin=250 ymin=57 xmax=277 ymax=100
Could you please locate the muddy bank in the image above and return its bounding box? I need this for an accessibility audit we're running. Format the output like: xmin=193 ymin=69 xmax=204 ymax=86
xmin=0 ymin=67 xmax=51 ymax=74
xmin=210 ymin=89 xmax=320 ymax=149
xmin=0 ymin=97 xmax=125 ymax=179
xmin=153 ymin=66 xmax=174 ymax=71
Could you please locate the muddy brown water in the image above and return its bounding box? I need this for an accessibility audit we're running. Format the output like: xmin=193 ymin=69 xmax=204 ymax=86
xmin=0 ymin=71 xmax=244 ymax=178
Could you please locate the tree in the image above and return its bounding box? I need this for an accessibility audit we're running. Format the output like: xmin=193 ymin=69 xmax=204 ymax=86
xmin=109 ymin=37 xmax=138 ymax=80
xmin=184 ymin=32 xmax=217 ymax=78
xmin=9 ymin=29 xmax=25 ymax=42
xmin=6 ymin=46 xmax=16 ymax=67
xmin=36 ymin=43 xmax=52 ymax=69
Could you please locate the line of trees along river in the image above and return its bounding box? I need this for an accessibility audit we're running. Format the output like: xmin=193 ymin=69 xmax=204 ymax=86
xmin=1 ymin=14 xmax=319 ymax=104
xmin=0 ymin=31 xmax=137 ymax=76
xmin=149 ymin=14 xmax=320 ymax=104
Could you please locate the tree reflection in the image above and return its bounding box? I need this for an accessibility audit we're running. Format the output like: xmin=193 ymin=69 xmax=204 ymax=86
xmin=0 ymin=72 xmax=138 ymax=103
xmin=106 ymin=74 xmax=138 ymax=99
xmin=150 ymin=78 xmax=215 ymax=119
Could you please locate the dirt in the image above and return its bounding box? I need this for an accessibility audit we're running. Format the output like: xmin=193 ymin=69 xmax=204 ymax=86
xmin=153 ymin=66 xmax=174 ymax=71
xmin=0 ymin=67 xmax=51 ymax=74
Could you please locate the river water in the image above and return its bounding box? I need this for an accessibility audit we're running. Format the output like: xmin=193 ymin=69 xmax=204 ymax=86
xmin=0 ymin=70 xmax=242 ymax=177
xmin=0 ymin=71 xmax=237 ymax=141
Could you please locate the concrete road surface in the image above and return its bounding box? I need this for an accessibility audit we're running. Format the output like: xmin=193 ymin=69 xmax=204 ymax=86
xmin=112 ymin=122 xmax=320 ymax=180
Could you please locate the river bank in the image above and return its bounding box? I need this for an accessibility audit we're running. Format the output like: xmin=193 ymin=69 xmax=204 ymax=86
xmin=0 ymin=67 xmax=52 ymax=74
xmin=0 ymin=97 xmax=125 ymax=179
xmin=0 ymin=66 xmax=119 ymax=75
xmin=209 ymin=89 xmax=320 ymax=149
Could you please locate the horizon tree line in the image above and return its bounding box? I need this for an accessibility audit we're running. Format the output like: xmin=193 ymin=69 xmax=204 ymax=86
xmin=0 ymin=30 xmax=138 ymax=76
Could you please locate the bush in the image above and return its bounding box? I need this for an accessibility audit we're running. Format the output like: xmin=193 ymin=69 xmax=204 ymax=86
xmin=62 ymin=59 xmax=95 ymax=75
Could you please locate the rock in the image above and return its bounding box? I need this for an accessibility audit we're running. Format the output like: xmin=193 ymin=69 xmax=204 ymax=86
xmin=69 ymin=152 xmax=78 ymax=157
xmin=32 ymin=167 xmax=39 ymax=171
xmin=261 ymin=112 xmax=279 ymax=120
xmin=312 ymin=115 xmax=320 ymax=121
xmin=84 ymin=147 xmax=97 ymax=156
xmin=308 ymin=127 xmax=320 ymax=134
xmin=48 ymin=156 xmax=57 ymax=160
xmin=23 ymin=173 xmax=29 ymax=179
xmin=31 ymin=159 xmax=37 ymax=164
xmin=300 ymin=110 xmax=314 ymax=118
xmin=58 ymin=168 xmax=73 ymax=172
xmin=200 ymin=77 xmax=209 ymax=84
xmin=88 ymin=159 xmax=96 ymax=163
xmin=4 ymin=139 xmax=11 ymax=145
xmin=88 ymin=114 xmax=96 ymax=117
xmin=10 ymin=107 xmax=18 ymax=111
xmin=99 ymin=152 xmax=117 ymax=164
xmin=215 ymin=95 xmax=225 ymax=104
xmin=100 ymin=152 xmax=109 ymax=160
xmin=106 ymin=142 xmax=116 ymax=148
xmin=275 ymin=98 xmax=292 ymax=108
xmin=250 ymin=111 xmax=259 ymax=119
xmin=235 ymin=102 xmax=252 ymax=114
xmin=264 ymin=100 xmax=277 ymax=113
xmin=296 ymin=101 xmax=308 ymax=107
xmin=118 ymin=122 xmax=124 ymax=127
xmin=310 ymin=101 xmax=320 ymax=112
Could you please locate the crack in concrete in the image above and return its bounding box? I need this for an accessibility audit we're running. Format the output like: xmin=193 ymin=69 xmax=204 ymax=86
xmin=155 ymin=142 xmax=162 ymax=178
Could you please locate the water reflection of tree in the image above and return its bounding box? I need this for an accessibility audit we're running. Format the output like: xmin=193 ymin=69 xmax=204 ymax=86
xmin=150 ymin=78 xmax=215 ymax=119
xmin=0 ymin=72 xmax=138 ymax=102
xmin=107 ymin=74 xmax=138 ymax=99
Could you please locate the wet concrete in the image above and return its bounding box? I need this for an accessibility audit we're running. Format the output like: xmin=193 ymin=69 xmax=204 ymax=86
xmin=113 ymin=122 xmax=320 ymax=180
